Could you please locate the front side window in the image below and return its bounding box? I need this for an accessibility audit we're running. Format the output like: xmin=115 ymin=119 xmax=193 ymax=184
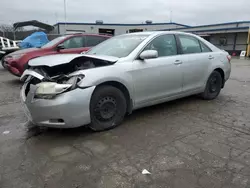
xmin=41 ymin=36 xmax=67 ymax=48
xmin=143 ymin=34 xmax=177 ymax=57
xmin=178 ymin=35 xmax=202 ymax=54
xmin=87 ymin=34 xmax=149 ymax=58
xmin=200 ymin=41 xmax=212 ymax=52
xmin=86 ymin=36 xmax=107 ymax=46
xmin=62 ymin=36 xmax=85 ymax=49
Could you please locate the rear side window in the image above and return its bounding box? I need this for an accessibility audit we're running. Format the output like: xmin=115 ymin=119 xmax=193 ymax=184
xmin=178 ymin=35 xmax=202 ymax=54
xmin=200 ymin=41 xmax=212 ymax=52
xmin=86 ymin=36 xmax=108 ymax=47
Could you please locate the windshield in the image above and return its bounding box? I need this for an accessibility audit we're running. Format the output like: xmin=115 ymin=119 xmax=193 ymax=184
xmin=41 ymin=36 xmax=67 ymax=48
xmin=86 ymin=34 xmax=149 ymax=58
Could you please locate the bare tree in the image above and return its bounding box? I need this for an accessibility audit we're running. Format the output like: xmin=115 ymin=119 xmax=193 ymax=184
xmin=0 ymin=24 xmax=25 ymax=40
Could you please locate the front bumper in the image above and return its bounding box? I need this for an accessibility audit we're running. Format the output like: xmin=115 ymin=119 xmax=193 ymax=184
xmin=21 ymin=83 xmax=95 ymax=128
xmin=7 ymin=63 xmax=21 ymax=77
xmin=5 ymin=58 xmax=22 ymax=77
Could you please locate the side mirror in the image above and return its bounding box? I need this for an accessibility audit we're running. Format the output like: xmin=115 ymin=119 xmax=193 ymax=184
xmin=56 ymin=44 xmax=65 ymax=51
xmin=139 ymin=50 xmax=158 ymax=60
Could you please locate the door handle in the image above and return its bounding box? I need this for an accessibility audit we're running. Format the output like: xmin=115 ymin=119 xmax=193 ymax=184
xmin=174 ymin=60 xmax=182 ymax=65
xmin=208 ymin=55 xmax=214 ymax=60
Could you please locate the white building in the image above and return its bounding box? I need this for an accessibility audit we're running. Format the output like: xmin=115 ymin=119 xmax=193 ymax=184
xmin=53 ymin=21 xmax=189 ymax=35
xmin=53 ymin=21 xmax=250 ymax=56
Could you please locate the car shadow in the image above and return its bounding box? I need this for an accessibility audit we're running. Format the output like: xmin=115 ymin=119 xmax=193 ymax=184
xmin=126 ymin=95 xmax=199 ymax=119
xmin=24 ymin=95 xmax=200 ymax=139
xmin=25 ymin=122 xmax=93 ymax=139
xmin=4 ymin=78 xmax=22 ymax=86
xmin=0 ymin=68 xmax=7 ymax=74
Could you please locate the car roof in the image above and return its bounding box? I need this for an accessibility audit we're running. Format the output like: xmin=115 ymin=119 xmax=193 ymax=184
xmin=64 ymin=33 xmax=111 ymax=38
xmin=122 ymin=31 xmax=197 ymax=38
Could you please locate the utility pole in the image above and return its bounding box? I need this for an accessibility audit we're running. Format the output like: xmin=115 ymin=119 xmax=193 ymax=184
xmin=55 ymin=12 xmax=58 ymax=24
xmin=13 ymin=23 xmax=18 ymax=40
xmin=64 ymin=0 xmax=67 ymax=34
xmin=170 ymin=10 xmax=173 ymax=23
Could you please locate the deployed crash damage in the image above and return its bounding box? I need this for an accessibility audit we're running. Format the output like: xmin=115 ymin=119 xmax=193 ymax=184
xmin=21 ymin=54 xmax=118 ymax=99
xmin=20 ymin=54 xmax=119 ymax=128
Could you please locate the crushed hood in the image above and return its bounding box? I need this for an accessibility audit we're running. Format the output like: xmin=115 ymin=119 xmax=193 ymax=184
xmin=28 ymin=54 xmax=119 ymax=67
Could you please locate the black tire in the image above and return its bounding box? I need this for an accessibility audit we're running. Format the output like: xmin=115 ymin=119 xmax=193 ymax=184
xmin=89 ymin=85 xmax=127 ymax=131
xmin=201 ymin=71 xmax=222 ymax=100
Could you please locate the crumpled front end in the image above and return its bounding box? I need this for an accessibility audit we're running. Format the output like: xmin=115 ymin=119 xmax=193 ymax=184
xmin=20 ymin=54 xmax=117 ymax=128
xmin=20 ymin=70 xmax=95 ymax=128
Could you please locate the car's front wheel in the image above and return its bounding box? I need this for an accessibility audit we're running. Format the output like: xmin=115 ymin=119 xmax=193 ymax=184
xmin=89 ymin=85 xmax=127 ymax=131
xmin=201 ymin=70 xmax=222 ymax=100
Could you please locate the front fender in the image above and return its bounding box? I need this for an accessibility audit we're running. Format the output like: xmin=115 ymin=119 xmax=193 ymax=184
xmin=76 ymin=69 xmax=134 ymax=100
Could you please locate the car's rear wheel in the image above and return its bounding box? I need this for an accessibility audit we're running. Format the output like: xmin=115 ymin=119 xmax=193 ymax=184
xmin=89 ymin=85 xmax=127 ymax=131
xmin=201 ymin=71 xmax=222 ymax=100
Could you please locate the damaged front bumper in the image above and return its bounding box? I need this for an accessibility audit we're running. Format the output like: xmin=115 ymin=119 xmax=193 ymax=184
xmin=20 ymin=70 xmax=95 ymax=128
xmin=21 ymin=84 xmax=95 ymax=128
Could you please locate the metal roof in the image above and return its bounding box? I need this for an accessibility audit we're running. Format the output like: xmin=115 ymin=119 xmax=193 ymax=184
xmin=54 ymin=22 xmax=191 ymax=28
xmin=54 ymin=21 xmax=250 ymax=28
xmin=185 ymin=21 xmax=250 ymax=29
xmin=13 ymin=20 xmax=54 ymax=32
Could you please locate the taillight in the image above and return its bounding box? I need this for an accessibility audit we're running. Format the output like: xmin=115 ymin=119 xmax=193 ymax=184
xmin=227 ymin=55 xmax=231 ymax=63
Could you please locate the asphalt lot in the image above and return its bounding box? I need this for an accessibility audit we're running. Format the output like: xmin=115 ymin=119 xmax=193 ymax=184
xmin=0 ymin=58 xmax=250 ymax=188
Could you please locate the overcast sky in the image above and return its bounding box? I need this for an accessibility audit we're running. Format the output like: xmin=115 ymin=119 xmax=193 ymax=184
xmin=1 ymin=0 xmax=250 ymax=26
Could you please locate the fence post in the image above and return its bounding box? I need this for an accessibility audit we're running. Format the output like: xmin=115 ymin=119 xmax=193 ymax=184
xmin=247 ymin=28 xmax=250 ymax=57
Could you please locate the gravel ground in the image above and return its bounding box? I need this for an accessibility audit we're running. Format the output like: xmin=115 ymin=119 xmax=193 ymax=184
xmin=0 ymin=58 xmax=250 ymax=188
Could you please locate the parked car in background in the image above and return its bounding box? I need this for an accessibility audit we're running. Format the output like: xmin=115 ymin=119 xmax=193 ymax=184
xmin=20 ymin=31 xmax=231 ymax=131
xmin=4 ymin=33 xmax=110 ymax=76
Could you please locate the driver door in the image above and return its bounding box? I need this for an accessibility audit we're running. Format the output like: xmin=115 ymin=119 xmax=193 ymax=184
xmin=131 ymin=34 xmax=183 ymax=108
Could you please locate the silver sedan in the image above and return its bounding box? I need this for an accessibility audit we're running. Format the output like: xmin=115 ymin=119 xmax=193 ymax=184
xmin=20 ymin=31 xmax=231 ymax=131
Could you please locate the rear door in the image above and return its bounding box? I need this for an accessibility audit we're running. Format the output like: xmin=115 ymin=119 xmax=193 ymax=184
xmin=176 ymin=34 xmax=212 ymax=92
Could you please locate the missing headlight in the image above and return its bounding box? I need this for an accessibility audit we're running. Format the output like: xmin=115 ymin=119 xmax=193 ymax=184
xmin=65 ymin=74 xmax=85 ymax=90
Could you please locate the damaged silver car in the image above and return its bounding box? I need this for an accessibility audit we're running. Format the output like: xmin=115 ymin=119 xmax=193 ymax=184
xmin=20 ymin=32 xmax=231 ymax=131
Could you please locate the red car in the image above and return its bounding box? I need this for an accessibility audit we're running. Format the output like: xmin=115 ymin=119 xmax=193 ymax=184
xmin=4 ymin=33 xmax=110 ymax=77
